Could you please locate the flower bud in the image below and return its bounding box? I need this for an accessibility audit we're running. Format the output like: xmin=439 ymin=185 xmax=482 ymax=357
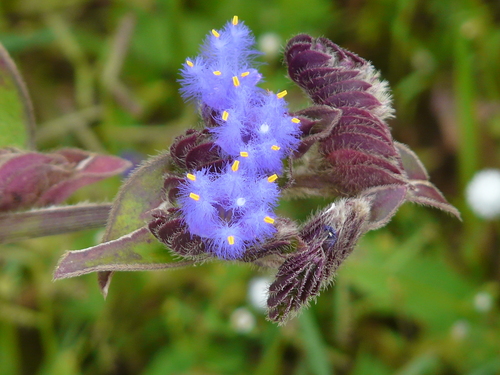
xmin=267 ymin=198 xmax=370 ymax=324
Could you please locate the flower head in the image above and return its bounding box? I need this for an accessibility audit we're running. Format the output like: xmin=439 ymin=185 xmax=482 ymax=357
xmin=173 ymin=18 xmax=301 ymax=259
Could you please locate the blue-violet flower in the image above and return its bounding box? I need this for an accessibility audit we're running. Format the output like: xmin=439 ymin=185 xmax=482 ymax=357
xmin=177 ymin=17 xmax=301 ymax=259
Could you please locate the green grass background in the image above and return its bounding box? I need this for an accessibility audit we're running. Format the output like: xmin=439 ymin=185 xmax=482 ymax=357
xmin=1 ymin=0 xmax=500 ymax=374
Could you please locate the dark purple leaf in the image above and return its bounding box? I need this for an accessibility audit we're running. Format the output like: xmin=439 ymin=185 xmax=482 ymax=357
xmin=313 ymin=79 xmax=372 ymax=98
xmin=361 ymin=184 xmax=409 ymax=230
xmin=184 ymin=142 xmax=223 ymax=171
xmin=395 ymin=142 xmax=429 ymax=181
xmin=321 ymin=131 xmax=399 ymax=159
xmin=288 ymin=49 xmax=332 ymax=75
xmin=320 ymin=90 xmax=381 ymax=110
xmin=0 ymin=149 xmax=131 ymax=212
xmin=323 ymin=163 xmax=407 ymax=195
xmin=407 ymin=181 xmax=461 ymax=219
xmin=333 ymin=122 xmax=393 ymax=146
xmin=298 ymin=68 xmax=360 ymax=88
xmin=326 ymin=148 xmax=402 ymax=175
xmin=170 ymin=129 xmax=203 ymax=168
xmin=37 ymin=151 xmax=132 ymax=206
xmin=337 ymin=115 xmax=393 ymax=142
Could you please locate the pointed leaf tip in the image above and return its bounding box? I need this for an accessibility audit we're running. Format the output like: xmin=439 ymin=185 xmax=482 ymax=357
xmin=407 ymin=181 xmax=461 ymax=220
xmin=395 ymin=142 xmax=429 ymax=181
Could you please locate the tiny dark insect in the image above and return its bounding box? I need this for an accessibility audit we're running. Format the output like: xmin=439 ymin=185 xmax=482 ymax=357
xmin=323 ymin=225 xmax=337 ymax=249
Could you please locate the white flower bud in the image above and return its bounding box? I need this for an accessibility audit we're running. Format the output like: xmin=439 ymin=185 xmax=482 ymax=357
xmin=230 ymin=307 xmax=256 ymax=333
xmin=466 ymin=169 xmax=500 ymax=219
xmin=248 ymin=276 xmax=272 ymax=311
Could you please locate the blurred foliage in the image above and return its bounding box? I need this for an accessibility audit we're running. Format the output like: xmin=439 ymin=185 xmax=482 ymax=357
xmin=1 ymin=0 xmax=499 ymax=374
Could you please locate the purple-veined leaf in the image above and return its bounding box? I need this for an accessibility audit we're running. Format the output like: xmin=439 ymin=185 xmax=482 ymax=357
xmin=37 ymin=149 xmax=132 ymax=206
xmin=299 ymin=69 xmax=360 ymax=89
xmin=0 ymin=148 xmax=132 ymax=211
xmin=320 ymin=90 xmax=382 ymax=110
xmin=292 ymin=106 xmax=341 ymax=157
xmin=287 ymin=49 xmax=332 ymax=75
xmin=323 ymin=162 xmax=406 ymax=195
xmin=313 ymin=79 xmax=372 ymax=99
xmin=322 ymin=131 xmax=399 ymax=159
xmin=326 ymin=148 xmax=402 ymax=175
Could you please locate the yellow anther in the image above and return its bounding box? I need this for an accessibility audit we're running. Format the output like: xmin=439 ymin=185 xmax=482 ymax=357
xmin=264 ymin=216 xmax=275 ymax=224
xmin=277 ymin=90 xmax=288 ymax=98
xmin=291 ymin=117 xmax=300 ymax=123
xmin=187 ymin=173 xmax=196 ymax=181
xmin=232 ymin=76 xmax=240 ymax=87
xmin=271 ymin=145 xmax=281 ymax=151
xmin=240 ymin=151 xmax=249 ymax=157
xmin=222 ymin=111 xmax=229 ymax=121
xmin=213 ymin=71 xmax=222 ymax=76
xmin=212 ymin=29 xmax=220 ymax=38
xmin=232 ymin=16 xmax=239 ymax=25
xmin=241 ymin=71 xmax=250 ymax=77
xmin=231 ymin=160 xmax=240 ymax=172
xmin=186 ymin=60 xmax=194 ymax=67
xmin=267 ymin=174 xmax=278 ymax=183
xmin=227 ymin=236 xmax=235 ymax=245
xmin=189 ymin=193 xmax=200 ymax=201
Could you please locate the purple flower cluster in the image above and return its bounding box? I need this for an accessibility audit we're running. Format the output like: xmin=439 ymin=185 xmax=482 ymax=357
xmin=177 ymin=17 xmax=301 ymax=259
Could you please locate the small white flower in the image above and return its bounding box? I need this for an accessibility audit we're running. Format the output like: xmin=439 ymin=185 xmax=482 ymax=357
xmin=230 ymin=307 xmax=256 ymax=333
xmin=450 ymin=319 xmax=469 ymax=341
xmin=465 ymin=169 xmax=500 ymax=219
xmin=258 ymin=33 xmax=282 ymax=60
xmin=248 ymin=276 xmax=272 ymax=311
xmin=474 ymin=291 xmax=493 ymax=313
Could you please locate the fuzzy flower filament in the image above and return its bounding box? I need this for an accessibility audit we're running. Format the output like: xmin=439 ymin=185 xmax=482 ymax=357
xmin=178 ymin=18 xmax=301 ymax=259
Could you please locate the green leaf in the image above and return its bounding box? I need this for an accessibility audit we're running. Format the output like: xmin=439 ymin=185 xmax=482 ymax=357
xmin=350 ymin=350 xmax=392 ymax=375
xmin=394 ymin=352 xmax=441 ymax=375
xmin=102 ymin=152 xmax=174 ymax=241
xmin=93 ymin=151 xmax=175 ymax=295
xmin=342 ymin=228 xmax=475 ymax=332
xmin=0 ymin=42 xmax=36 ymax=149
xmin=52 ymin=152 xmax=179 ymax=286
xmin=53 ymin=226 xmax=194 ymax=280
xmin=299 ymin=309 xmax=333 ymax=375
